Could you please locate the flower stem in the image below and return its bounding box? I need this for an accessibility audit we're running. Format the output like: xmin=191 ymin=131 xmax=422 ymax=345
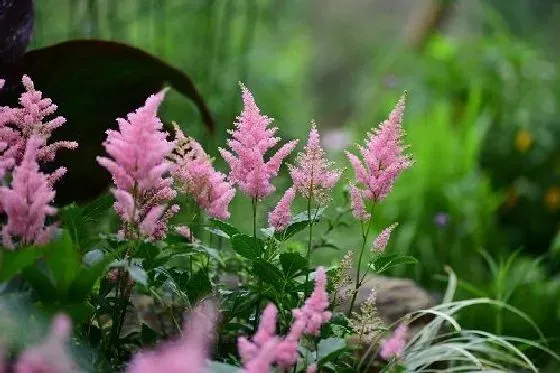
xmin=304 ymin=197 xmax=314 ymax=297
xmin=347 ymin=203 xmax=376 ymax=316
xmin=252 ymin=198 xmax=261 ymax=331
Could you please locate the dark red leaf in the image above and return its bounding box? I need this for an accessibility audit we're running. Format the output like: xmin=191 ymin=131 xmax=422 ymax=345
xmin=0 ymin=40 xmax=214 ymax=203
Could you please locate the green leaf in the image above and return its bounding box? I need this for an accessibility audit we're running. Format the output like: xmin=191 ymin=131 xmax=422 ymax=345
xmin=60 ymin=203 xmax=90 ymax=251
xmin=279 ymin=253 xmax=308 ymax=277
xmin=186 ymin=269 xmax=212 ymax=303
xmin=368 ymin=254 xmax=418 ymax=274
xmin=0 ymin=246 xmax=42 ymax=282
xmin=231 ymin=234 xmax=264 ymax=260
xmin=8 ymin=40 xmax=214 ymax=203
xmin=81 ymin=192 xmax=114 ymax=222
xmin=126 ymin=265 xmax=148 ymax=286
xmin=208 ymin=361 xmax=239 ymax=373
xmin=43 ymin=230 xmax=81 ymax=298
xmin=275 ymin=208 xmax=325 ymax=241
xmin=39 ymin=302 xmax=95 ymax=324
xmin=68 ymin=250 xmax=119 ymax=302
xmin=209 ymin=219 xmax=241 ymax=238
xmin=317 ymin=337 xmax=346 ymax=362
xmin=22 ymin=267 xmax=58 ymax=304
xmin=251 ymin=260 xmax=284 ymax=288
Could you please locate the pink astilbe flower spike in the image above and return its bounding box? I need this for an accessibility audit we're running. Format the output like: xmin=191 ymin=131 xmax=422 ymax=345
xmin=349 ymin=184 xmax=370 ymax=221
xmin=0 ymin=136 xmax=58 ymax=249
xmin=379 ymin=323 xmax=408 ymax=360
xmin=372 ymin=222 xmax=398 ymax=252
xmin=127 ymin=301 xmax=217 ymax=373
xmin=346 ymin=94 xmax=412 ymax=214
xmin=219 ymin=83 xmax=298 ymax=200
xmin=268 ymin=187 xmax=295 ymax=231
xmin=0 ymin=76 xmax=77 ymax=180
xmin=14 ymin=314 xmax=75 ymax=373
xmin=97 ymin=90 xmax=178 ymax=239
xmin=242 ymin=339 xmax=279 ymax=373
xmin=289 ymin=122 xmax=341 ymax=204
xmin=306 ymin=364 xmax=317 ymax=373
xmin=171 ymin=124 xmax=235 ymax=220
xmin=274 ymin=313 xmax=305 ymax=368
xmin=295 ymin=266 xmax=332 ymax=335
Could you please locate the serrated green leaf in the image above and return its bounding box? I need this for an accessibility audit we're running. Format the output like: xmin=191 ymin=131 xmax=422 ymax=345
xmin=43 ymin=230 xmax=81 ymax=298
xmin=81 ymin=192 xmax=114 ymax=222
xmin=186 ymin=269 xmax=212 ymax=303
xmin=68 ymin=250 xmax=119 ymax=302
xmin=251 ymin=260 xmax=284 ymax=288
xmin=317 ymin=337 xmax=346 ymax=362
xmin=279 ymin=253 xmax=308 ymax=277
xmin=231 ymin=234 xmax=264 ymax=260
xmin=204 ymin=227 xmax=230 ymax=239
xmin=368 ymin=254 xmax=417 ymax=274
xmin=0 ymin=246 xmax=43 ymax=282
xmin=209 ymin=219 xmax=241 ymax=238
xmin=274 ymin=208 xmax=326 ymax=241
xmin=22 ymin=267 xmax=58 ymax=304
xmin=39 ymin=302 xmax=95 ymax=324
xmin=60 ymin=203 xmax=90 ymax=251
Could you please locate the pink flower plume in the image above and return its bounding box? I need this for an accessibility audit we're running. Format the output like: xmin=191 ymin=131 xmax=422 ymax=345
xmin=346 ymin=94 xmax=412 ymax=211
xmin=171 ymin=124 xmax=235 ymax=220
xmin=289 ymin=122 xmax=341 ymax=204
xmin=14 ymin=314 xmax=75 ymax=373
xmin=268 ymin=187 xmax=296 ymax=231
xmin=373 ymin=222 xmax=398 ymax=252
xmin=219 ymin=83 xmax=298 ymax=200
xmin=0 ymin=136 xmax=58 ymax=248
xmin=349 ymin=184 xmax=370 ymax=221
xmin=296 ymin=266 xmax=332 ymax=335
xmin=0 ymin=75 xmax=77 ymax=168
xmin=97 ymin=90 xmax=177 ymax=239
xmin=127 ymin=301 xmax=217 ymax=373
xmin=379 ymin=323 xmax=408 ymax=360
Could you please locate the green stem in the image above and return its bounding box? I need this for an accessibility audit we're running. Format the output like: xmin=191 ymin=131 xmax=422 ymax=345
xmin=252 ymin=198 xmax=261 ymax=331
xmin=347 ymin=203 xmax=376 ymax=316
xmin=304 ymin=197 xmax=314 ymax=297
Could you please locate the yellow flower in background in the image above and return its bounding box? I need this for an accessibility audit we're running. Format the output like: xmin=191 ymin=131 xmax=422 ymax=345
xmin=515 ymin=130 xmax=533 ymax=153
xmin=504 ymin=186 xmax=519 ymax=211
xmin=545 ymin=185 xmax=560 ymax=211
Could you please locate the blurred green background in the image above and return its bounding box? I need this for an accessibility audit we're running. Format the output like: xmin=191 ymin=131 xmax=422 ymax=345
xmin=30 ymin=0 xmax=560 ymax=362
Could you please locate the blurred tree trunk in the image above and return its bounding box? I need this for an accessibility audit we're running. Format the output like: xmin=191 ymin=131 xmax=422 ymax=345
xmin=403 ymin=0 xmax=456 ymax=50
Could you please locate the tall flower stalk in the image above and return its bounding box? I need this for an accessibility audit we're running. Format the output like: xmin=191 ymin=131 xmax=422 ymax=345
xmin=284 ymin=122 xmax=341 ymax=294
xmin=345 ymin=94 xmax=412 ymax=315
xmin=221 ymin=83 xmax=297 ymax=332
